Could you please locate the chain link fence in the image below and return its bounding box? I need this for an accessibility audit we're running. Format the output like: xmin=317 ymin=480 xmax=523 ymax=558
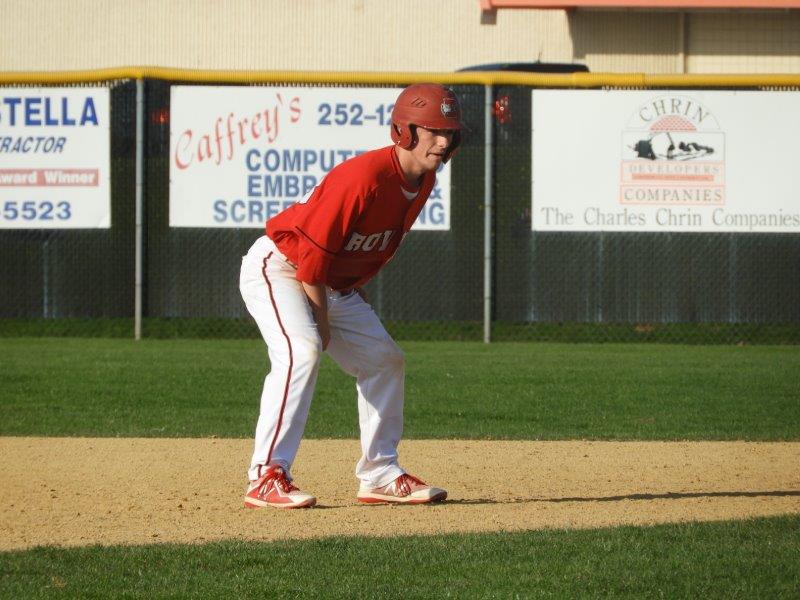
xmin=493 ymin=84 xmax=800 ymax=343
xmin=0 ymin=80 xmax=136 ymax=337
xmin=1 ymin=78 xmax=798 ymax=343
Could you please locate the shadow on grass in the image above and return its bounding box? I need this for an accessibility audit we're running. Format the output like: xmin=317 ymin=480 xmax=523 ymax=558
xmin=446 ymin=490 xmax=800 ymax=505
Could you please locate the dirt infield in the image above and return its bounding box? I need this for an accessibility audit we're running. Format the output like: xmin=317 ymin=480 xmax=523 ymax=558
xmin=1 ymin=438 xmax=798 ymax=551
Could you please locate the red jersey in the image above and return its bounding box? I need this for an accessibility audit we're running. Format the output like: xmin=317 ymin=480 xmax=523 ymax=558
xmin=266 ymin=145 xmax=435 ymax=290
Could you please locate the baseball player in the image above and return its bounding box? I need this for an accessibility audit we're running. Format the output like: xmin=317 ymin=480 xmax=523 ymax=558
xmin=239 ymin=83 xmax=462 ymax=508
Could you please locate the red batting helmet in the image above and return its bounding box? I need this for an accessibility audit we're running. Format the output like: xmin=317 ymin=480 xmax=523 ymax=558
xmin=390 ymin=83 xmax=462 ymax=162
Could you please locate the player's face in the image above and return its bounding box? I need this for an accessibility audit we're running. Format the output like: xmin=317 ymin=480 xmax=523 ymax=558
xmin=412 ymin=126 xmax=454 ymax=172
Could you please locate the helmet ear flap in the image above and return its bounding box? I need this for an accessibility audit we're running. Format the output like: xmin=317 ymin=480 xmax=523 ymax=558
xmin=391 ymin=122 xmax=416 ymax=150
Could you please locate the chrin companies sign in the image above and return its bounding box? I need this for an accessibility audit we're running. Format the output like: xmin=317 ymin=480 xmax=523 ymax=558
xmin=531 ymin=89 xmax=800 ymax=233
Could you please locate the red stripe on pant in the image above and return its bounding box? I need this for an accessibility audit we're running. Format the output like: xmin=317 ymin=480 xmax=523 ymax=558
xmin=261 ymin=252 xmax=293 ymax=466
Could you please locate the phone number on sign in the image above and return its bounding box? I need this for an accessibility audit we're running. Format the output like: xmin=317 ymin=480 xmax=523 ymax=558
xmin=2 ymin=200 xmax=72 ymax=221
xmin=317 ymin=103 xmax=395 ymax=126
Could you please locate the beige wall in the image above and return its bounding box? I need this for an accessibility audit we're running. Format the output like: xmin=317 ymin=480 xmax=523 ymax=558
xmin=687 ymin=12 xmax=800 ymax=73
xmin=569 ymin=11 xmax=683 ymax=72
xmin=1 ymin=0 xmax=798 ymax=74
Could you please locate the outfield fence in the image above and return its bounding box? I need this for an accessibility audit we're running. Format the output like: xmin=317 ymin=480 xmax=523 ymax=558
xmin=1 ymin=69 xmax=799 ymax=343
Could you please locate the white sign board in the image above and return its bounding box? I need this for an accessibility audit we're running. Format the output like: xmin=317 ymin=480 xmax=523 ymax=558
xmin=0 ymin=88 xmax=110 ymax=229
xmin=532 ymin=90 xmax=800 ymax=232
xmin=169 ymin=86 xmax=451 ymax=230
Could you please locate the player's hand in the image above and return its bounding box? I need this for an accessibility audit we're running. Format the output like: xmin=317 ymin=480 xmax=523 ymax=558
xmin=301 ymin=281 xmax=330 ymax=349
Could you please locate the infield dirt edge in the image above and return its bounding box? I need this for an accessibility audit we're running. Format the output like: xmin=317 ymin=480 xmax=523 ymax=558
xmin=1 ymin=437 xmax=799 ymax=550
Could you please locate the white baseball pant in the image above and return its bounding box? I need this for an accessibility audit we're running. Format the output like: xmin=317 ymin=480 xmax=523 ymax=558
xmin=239 ymin=235 xmax=406 ymax=488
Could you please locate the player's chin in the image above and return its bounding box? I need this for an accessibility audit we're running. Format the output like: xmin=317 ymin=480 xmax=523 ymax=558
xmin=426 ymin=154 xmax=444 ymax=169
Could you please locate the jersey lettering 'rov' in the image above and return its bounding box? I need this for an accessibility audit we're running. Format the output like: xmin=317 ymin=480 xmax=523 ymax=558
xmin=344 ymin=230 xmax=394 ymax=252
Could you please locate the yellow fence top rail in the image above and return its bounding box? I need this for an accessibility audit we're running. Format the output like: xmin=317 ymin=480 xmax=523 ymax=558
xmin=1 ymin=66 xmax=799 ymax=88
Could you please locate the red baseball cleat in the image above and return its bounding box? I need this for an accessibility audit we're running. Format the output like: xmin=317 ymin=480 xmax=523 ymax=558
xmin=357 ymin=473 xmax=447 ymax=505
xmin=244 ymin=465 xmax=316 ymax=509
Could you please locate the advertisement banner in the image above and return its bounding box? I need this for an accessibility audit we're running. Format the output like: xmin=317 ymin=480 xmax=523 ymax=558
xmin=169 ymin=86 xmax=451 ymax=230
xmin=531 ymin=90 xmax=800 ymax=232
xmin=0 ymin=88 xmax=110 ymax=229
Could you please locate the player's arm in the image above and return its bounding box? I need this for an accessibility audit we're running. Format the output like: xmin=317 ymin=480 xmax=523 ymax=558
xmin=301 ymin=281 xmax=330 ymax=350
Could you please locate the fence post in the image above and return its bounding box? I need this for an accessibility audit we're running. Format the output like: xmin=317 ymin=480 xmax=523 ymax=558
xmin=134 ymin=78 xmax=144 ymax=340
xmin=483 ymin=84 xmax=493 ymax=343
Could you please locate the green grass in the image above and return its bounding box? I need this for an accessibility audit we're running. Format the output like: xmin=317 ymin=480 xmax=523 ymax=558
xmin=1 ymin=515 xmax=797 ymax=598
xmin=0 ymin=338 xmax=798 ymax=440
xmin=1 ymin=338 xmax=797 ymax=597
